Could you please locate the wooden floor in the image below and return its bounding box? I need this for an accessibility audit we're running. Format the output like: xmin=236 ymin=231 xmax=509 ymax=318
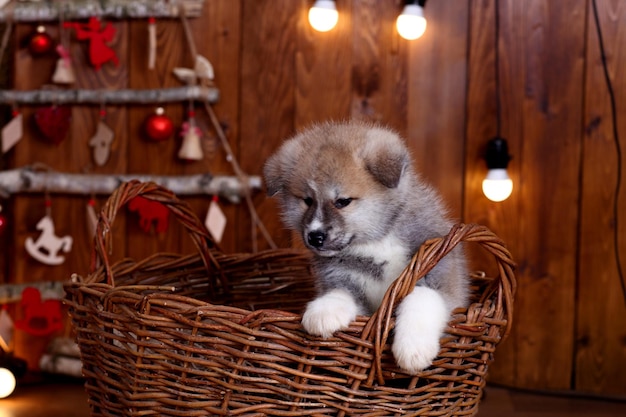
xmin=2 ymin=376 xmax=626 ymax=416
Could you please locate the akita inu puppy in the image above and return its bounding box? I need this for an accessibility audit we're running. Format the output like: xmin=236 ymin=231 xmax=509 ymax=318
xmin=264 ymin=120 xmax=469 ymax=373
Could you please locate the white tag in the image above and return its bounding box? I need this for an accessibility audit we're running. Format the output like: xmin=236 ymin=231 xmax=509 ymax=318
xmin=205 ymin=198 xmax=226 ymax=243
xmin=2 ymin=112 xmax=23 ymax=153
xmin=0 ymin=309 xmax=13 ymax=350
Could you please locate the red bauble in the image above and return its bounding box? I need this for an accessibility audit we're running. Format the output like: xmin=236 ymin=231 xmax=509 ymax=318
xmin=29 ymin=26 xmax=53 ymax=55
xmin=0 ymin=212 xmax=6 ymax=235
xmin=144 ymin=108 xmax=174 ymax=141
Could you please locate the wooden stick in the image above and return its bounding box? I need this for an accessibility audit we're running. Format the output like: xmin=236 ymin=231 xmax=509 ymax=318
xmin=0 ymin=0 xmax=204 ymax=22
xmin=0 ymin=167 xmax=262 ymax=203
xmin=0 ymin=86 xmax=219 ymax=106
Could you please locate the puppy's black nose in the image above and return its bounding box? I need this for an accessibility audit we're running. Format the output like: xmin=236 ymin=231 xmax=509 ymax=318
xmin=307 ymin=231 xmax=326 ymax=248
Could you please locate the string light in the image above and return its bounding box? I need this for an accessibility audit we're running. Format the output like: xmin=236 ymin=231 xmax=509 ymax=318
xmin=396 ymin=1 xmax=427 ymax=40
xmin=308 ymin=0 xmax=338 ymax=32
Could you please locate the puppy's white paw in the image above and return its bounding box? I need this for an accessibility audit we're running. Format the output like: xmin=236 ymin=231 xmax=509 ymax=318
xmin=392 ymin=286 xmax=449 ymax=374
xmin=392 ymin=325 xmax=442 ymax=374
xmin=302 ymin=289 xmax=360 ymax=338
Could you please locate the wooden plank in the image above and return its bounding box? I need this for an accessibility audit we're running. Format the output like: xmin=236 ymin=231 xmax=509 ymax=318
xmin=239 ymin=0 xmax=300 ymax=252
xmin=464 ymin=0 xmax=518 ymax=384
xmin=295 ymin=0 xmax=352 ymax=127
xmin=466 ymin=0 xmax=585 ymax=390
xmin=10 ymin=20 xmax=128 ymax=368
xmin=577 ymin=0 xmax=626 ymax=396
xmin=350 ymin=0 xmax=408 ymax=132
xmin=406 ymin=0 xmax=469 ymax=218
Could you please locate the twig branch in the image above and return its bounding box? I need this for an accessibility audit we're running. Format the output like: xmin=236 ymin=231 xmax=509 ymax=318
xmin=0 ymin=0 xmax=205 ymax=22
xmin=0 ymin=86 xmax=219 ymax=106
xmin=0 ymin=167 xmax=262 ymax=203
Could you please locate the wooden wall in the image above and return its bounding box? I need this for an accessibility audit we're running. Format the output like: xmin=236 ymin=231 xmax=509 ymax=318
xmin=1 ymin=0 xmax=624 ymax=398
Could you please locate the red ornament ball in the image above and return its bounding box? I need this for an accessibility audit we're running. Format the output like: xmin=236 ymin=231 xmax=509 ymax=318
xmin=144 ymin=108 xmax=174 ymax=141
xmin=0 ymin=213 xmax=6 ymax=235
xmin=29 ymin=26 xmax=53 ymax=55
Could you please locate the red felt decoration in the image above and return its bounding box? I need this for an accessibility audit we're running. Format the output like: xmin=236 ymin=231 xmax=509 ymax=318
xmin=64 ymin=17 xmax=119 ymax=70
xmin=34 ymin=106 xmax=72 ymax=145
xmin=144 ymin=107 xmax=174 ymax=141
xmin=14 ymin=287 xmax=63 ymax=337
xmin=128 ymin=196 xmax=170 ymax=233
xmin=28 ymin=26 xmax=54 ymax=55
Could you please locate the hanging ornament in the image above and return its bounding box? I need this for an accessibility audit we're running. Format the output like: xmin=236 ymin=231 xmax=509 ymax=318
xmin=178 ymin=108 xmax=203 ymax=161
xmin=128 ymin=196 xmax=170 ymax=234
xmin=34 ymin=105 xmax=71 ymax=145
xmin=89 ymin=108 xmax=114 ymax=166
xmin=205 ymin=196 xmax=226 ymax=243
xmin=1 ymin=109 xmax=23 ymax=153
xmin=24 ymin=198 xmax=73 ymax=265
xmin=147 ymin=16 xmax=157 ymax=70
xmin=64 ymin=17 xmax=118 ymax=70
xmin=144 ymin=107 xmax=174 ymax=142
xmin=14 ymin=287 xmax=63 ymax=337
xmin=51 ymin=44 xmax=75 ymax=84
xmin=28 ymin=25 xmax=54 ymax=56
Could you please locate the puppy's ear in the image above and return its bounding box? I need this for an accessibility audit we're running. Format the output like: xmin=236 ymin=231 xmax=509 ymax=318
xmin=263 ymin=139 xmax=300 ymax=196
xmin=362 ymin=128 xmax=409 ymax=189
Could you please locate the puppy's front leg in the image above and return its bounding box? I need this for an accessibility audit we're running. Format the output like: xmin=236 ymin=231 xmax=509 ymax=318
xmin=302 ymin=288 xmax=362 ymax=338
xmin=392 ymin=286 xmax=449 ymax=374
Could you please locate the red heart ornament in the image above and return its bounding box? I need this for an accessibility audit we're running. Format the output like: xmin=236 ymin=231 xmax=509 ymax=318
xmin=34 ymin=106 xmax=71 ymax=144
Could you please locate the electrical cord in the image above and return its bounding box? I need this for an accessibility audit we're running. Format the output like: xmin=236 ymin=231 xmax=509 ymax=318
xmin=591 ymin=0 xmax=626 ymax=305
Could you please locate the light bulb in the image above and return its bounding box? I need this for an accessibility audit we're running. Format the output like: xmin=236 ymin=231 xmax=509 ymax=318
xmin=0 ymin=368 xmax=16 ymax=398
xmin=396 ymin=4 xmax=427 ymax=40
xmin=308 ymin=0 xmax=338 ymax=32
xmin=482 ymin=168 xmax=513 ymax=202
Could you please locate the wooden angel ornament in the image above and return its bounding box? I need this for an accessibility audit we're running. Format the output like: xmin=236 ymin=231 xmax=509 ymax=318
xmin=64 ymin=17 xmax=119 ymax=70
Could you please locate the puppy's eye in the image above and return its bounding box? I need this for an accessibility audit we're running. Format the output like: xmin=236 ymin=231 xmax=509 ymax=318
xmin=334 ymin=198 xmax=353 ymax=209
xmin=303 ymin=197 xmax=314 ymax=207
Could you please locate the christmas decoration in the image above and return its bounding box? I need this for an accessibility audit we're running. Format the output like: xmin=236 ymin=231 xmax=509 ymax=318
xmin=28 ymin=25 xmax=53 ymax=56
xmin=205 ymin=196 xmax=226 ymax=243
xmin=1 ymin=110 xmax=22 ymax=153
xmin=14 ymin=287 xmax=63 ymax=337
xmin=25 ymin=199 xmax=73 ymax=265
xmin=144 ymin=107 xmax=173 ymax=141
xmin=65 ymin=17 xmax=119 ymax=70
xmin=173 ymin=55 xmax=215 ymax=86
xmin=52 ymin=44 xmax=75 ymax=84
xmin=178 ymin=109 xmax=203 ymax=161
xmin=128 ymin=196 xmax=169 ymax=233
xmin=34 ymin=105 xmax=71 ymax=145
xmin=89 ymin=109 xmax=114 ymax=166
xmin=39 ymin=337 xmax=83 ymax=378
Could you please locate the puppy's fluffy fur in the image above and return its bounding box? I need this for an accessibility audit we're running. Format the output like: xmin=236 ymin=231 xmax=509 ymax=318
xmin=264 ymin=121 xmax=469 ymax=373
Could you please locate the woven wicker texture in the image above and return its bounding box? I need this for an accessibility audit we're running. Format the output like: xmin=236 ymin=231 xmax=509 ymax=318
xmin=65 ymin=180 xmax=516 ymax=417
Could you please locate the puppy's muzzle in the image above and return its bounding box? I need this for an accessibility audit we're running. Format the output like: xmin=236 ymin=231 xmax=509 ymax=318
xmin=307 ymin=231 xmax=326 ymax=248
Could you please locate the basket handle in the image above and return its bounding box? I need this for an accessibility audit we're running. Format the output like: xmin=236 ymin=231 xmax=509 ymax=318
xmin=90 ymin=180 xmax=221 ymax=286
xmin=361 ymin=223 xmax=517 ymax=385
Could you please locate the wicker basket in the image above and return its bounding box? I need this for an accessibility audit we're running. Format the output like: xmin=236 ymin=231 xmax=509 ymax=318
xmin=64 ymin=180 xmax=516 ymax=417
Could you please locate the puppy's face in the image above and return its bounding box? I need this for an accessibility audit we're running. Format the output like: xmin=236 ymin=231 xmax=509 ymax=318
xmin=264 ymin=122 xmax=410 ymax=256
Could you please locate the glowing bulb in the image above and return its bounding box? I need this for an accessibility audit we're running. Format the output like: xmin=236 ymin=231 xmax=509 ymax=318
xmin=396 ymin=4 xmax=427 ymax=40
xmin=308 ymin=0 xmax=338 ymax=32
xmin=482 ymin=168 xmax=513 ymax=202
xmin=0 ymin=368 xmax=16 ymax=398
